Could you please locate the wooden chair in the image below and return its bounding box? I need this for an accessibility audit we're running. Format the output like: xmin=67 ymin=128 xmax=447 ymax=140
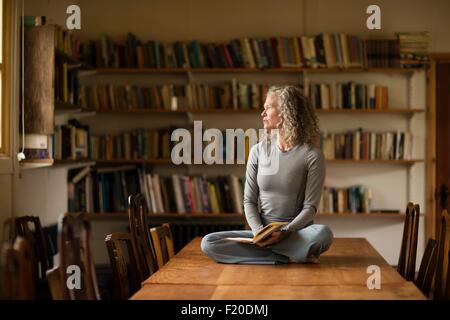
xmin=14 ymin=216 xmax=50 ymax=281
xmin=434 ymin=209 xmax=450 ymax=299
xmin=446 ymin=250 xmax=450 ymax=299
xmin=150 ymin=223 xmax=175 ymax=269
xmin=128 ymin=194 xmax=158 ymax=279
xmin=105 ymin=232 xmax=141 ymax=299
xmin=397 ymin=202 xmax=420 ymax=280
xmin=1 ymin=237 xmax=35 ymax=299
xmin=46 ymin=212 xmax=100 ymax=300
xmin=2 ymin=218 xmax=16 ymax=243
xmin=414 ymin=238 xmax=438 ymax=297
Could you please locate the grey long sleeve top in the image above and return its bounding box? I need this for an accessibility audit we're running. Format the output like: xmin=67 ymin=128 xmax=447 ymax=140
xmin=243 ymin=137 xmax=325 ymax=234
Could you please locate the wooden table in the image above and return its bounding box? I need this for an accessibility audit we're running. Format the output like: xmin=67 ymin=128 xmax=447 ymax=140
xmin=131 ymin=237 xmax=426 ymax=300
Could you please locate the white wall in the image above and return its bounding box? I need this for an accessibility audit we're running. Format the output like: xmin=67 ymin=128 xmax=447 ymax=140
xmin=14 ymin=0 xmax=450 ymax=266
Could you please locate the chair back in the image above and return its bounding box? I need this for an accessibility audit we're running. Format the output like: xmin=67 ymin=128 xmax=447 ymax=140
xmin=2 ymin=237 xmax=35 ymax=299
xmin=54 ymin=212 xmax=100 ymax=300
xmin=434 ymin=209 xmax=450 ymax=299
xmin=397 ymin=202 xmax=420 ymax=280
xmin=414 ymin=238 xmax=438 ymax=297
xmin=128 ymin=194 xmax=158 ymax=279
xmin=150 ymin=223 xmax=175 ymax=269
xmin=15 ymin=215 xmax=49 ymax=280
xmin=105 ymin=232 xmax=141 ymax=299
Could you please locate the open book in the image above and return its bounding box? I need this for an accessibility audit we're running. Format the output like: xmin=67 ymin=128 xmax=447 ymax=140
xmin=225 ymin=221 xmax=289 ymax=244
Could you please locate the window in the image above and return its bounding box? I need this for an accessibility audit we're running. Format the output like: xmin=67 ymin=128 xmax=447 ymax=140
xmin=0 ymin=0 xmax=9 ymax=156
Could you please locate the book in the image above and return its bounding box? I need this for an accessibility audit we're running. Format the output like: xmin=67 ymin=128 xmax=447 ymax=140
xmin=224 ymin=221 xmax=288 ymax=244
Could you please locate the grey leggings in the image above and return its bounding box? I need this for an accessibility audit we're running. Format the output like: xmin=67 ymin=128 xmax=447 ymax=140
xmin=201 ymin=224 xmax=334 ymax=264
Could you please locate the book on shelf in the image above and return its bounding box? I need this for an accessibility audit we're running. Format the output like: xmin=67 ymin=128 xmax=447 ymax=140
xmin=224 ymin=221 xmax=289 ymax=244
xmin=369 ymin=209 xmax=401 ymax=214
xmin=55 ymin=62 xmax=80 ymax=106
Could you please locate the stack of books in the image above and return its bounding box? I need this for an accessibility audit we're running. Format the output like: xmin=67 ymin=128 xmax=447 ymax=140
xmin=396 ymin=32 xmax=430 ymax=68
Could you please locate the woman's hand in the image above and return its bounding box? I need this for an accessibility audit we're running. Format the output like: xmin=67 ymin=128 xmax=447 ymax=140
xmin=256 ymin=231 xmax=287 ymax=247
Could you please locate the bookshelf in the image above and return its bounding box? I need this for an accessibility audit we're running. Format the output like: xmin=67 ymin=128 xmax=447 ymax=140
xmin=41 ymin=32 xmax=425 ymax=230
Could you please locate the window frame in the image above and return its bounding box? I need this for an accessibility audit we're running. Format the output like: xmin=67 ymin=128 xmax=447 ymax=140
xmin=0 ymin=0 xmax=10 ymax=157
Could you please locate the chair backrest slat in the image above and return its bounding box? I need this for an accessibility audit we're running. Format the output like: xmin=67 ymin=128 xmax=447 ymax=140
xmin=150 ymin=223 xmax=175 ymax=269
xmin=414 ymin=238 xmax=438 ymax=297
xmin=105 ymin=232 xmax=141 ymax=300
xmin=434 ymin=209 xmax=450 ymax=300
xmin=398 ymin=202 xmax=420 ymax=280
xmin=128 ymin=194 xmax=158 ymax=281
xmin=405 ymin=204 xmax=420 ymax=280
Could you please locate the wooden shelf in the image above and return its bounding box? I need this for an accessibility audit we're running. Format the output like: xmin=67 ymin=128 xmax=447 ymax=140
xmin=55 ymin=49 xmax=93 ymax=70
xmin=326 ymin=159 xmax=423 ymax=165
xmin=317 ymin=212 xmax=403 ymax=218
xmin=19 ymin=159 xmax=54 ymax=169
xmin=304 ymin=67 xmax=423 ymax=74
xmin=55 ymin=101 xmax=83 ymax=115
xmin=95 ymin=159 xmax=173 ymax=165
xmin=52 ymin=159 xmax=424 ymax=167
xmin=85 ymin=212 xmax=409 ymax=221
xmin=86 ymin=212 xmax=245 ymax=223
xmin=76 ymin=108 xmax=424 ymax=115
xmin=316 ymin=108 xmax=424 ymax=114
xmin=53 ymin=159 xmax=96 ymax=169
xmin=84 ymin=67 xmax=426 ymax=75
xmin=89 ymin=108 xmax=262 ymax=114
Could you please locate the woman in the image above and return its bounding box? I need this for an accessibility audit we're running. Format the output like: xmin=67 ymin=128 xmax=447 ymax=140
xmin=201 ymin=85 xmax=333 ymax=264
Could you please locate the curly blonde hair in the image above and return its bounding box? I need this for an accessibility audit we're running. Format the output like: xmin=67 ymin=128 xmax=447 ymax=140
xmin=266 ymin=85 xmax=320 ymax=147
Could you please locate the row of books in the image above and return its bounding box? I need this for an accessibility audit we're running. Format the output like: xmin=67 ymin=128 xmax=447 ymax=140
xmin=138 ymin=173 xmax=245 ymax=214
xmin=306 ymin=82 xmax=388 ymax=110
xmin=68 ymin=165 xmax=245 ymax=214
xmin=79 ymin=81 xmax=269 ymax=111
xmin=90 ymin=127 xmax=254 ymax=163
xmin=318 ymin=185 xmax=372 ymax=214
xmin=320 ymin=129 xmax=412 ymax=161
xmin=55 ymin=62 xmax=80 ymax=106
xmin=52 ymin=120 xmax=90 ymax=160
xmin=90 ymin=128 xmax=174 ymax=161
xmin=364 ymin=39 xmax=400 ymax=68
xmin=79 ymin=32 xmax=419 ymax=69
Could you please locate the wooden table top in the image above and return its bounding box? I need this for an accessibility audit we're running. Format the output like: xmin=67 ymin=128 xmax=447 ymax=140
xmin=131 ymin=237 xmax=426 ymax=300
